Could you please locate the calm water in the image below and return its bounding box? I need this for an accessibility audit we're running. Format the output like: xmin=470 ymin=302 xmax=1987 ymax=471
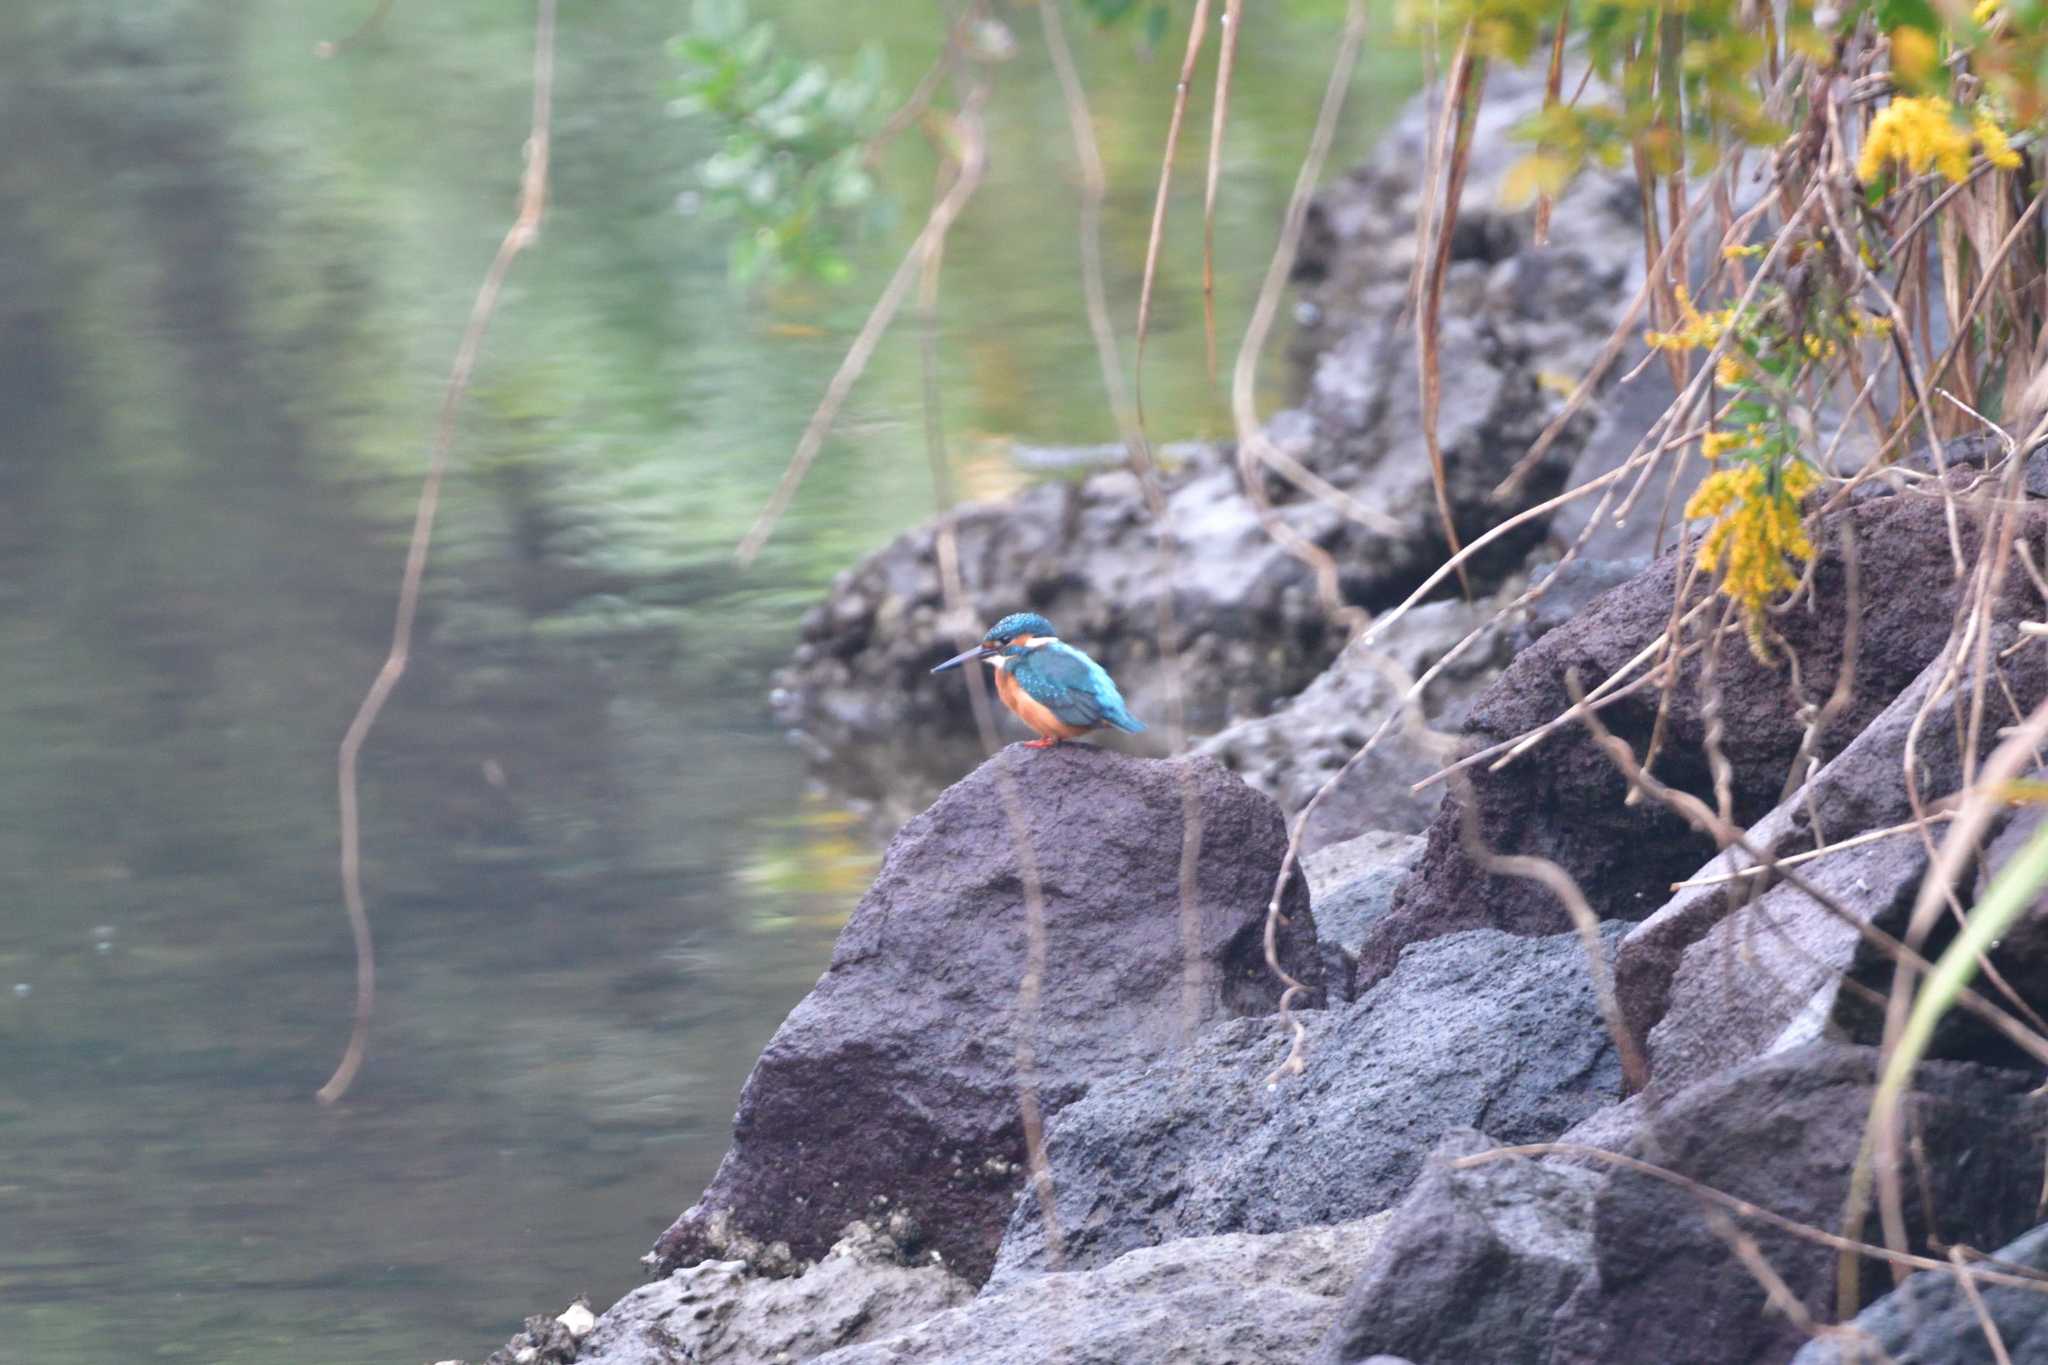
xmin=0 ymin=4 xmax=1407 ymax=1361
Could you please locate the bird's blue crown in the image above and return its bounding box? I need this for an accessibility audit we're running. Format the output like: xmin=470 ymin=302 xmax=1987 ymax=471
xmin=986 ymin=612 xmax=1055 ymax=643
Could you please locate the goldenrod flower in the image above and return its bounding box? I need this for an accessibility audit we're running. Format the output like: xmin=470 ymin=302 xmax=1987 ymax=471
xmin=1974 ymin=0 xmax=2001 ymax=24
xmin=1701 ymin=430 xmax=1745 ymax=459
xmin=1859 ymin=96 xmax=2022 ymax=184
xmin=1686 ymin=459 xmax=1819 ymax=618
xmin=1646 ymin=285 xmax=1736 ymax=352
xmin=1890 ymin=27 xmax=1938 ymax=87
xmin=1716 ymin=354 xmax=1747 ymax=387
xmin=1975 ymin=114 xmax=2023 ymax=170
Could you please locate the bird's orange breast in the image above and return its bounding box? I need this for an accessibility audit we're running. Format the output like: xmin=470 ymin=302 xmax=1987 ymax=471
xmin=994 ymin=664 xmax=1090 ymax=740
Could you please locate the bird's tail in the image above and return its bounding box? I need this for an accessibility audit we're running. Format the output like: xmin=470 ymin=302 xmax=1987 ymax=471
xmin=1106 ymin=707 xmax=1146 ymax=734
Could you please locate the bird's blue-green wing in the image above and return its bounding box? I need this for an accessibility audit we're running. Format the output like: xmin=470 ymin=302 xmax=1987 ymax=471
xmin=1014 ymin=642 xmax=1145 ymax=733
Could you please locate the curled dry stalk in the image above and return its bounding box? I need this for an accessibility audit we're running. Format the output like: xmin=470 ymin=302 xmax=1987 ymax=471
xmin=1037 ymin=0 xmax=1207 ymax=1046
xmin=1530 ymin=2 xmax=1569 ymax=248
xmin=1950 ymin=1244 xmax=2018 ymax=1365
xmin=1223 ymin=0 xmax=1371 ymax=1082
xmin=1202 ymin=0 xmax=1244 ymax=379
xmin=1450 ymin=765 xmax=1650 ymax=1090
xmin=1132 ymin=0 xmax=1213 ymax=405
xmin=318 ymin=0 xmax=557 ymax=1106
xmin=1414 ymin=26 xmax=1485 ymax=597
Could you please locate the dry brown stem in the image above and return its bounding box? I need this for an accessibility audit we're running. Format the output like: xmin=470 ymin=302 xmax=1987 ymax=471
xmin=319 ymin=0 xmax=557 ymax=1106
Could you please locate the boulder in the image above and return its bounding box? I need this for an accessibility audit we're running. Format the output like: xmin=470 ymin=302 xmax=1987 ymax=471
xmin=1789 ymin=1221 xmax=2048 ymax=1365
xmin=580 ymin=1224 xmax=970 ymax=1365
xmin=1362 ymin=487 xmax=2048 ymax=997
xmin=1198 ymin=591 xmax=1510 ymax=851
xmin=1550 ymin=1043 xmax=2048 ymax=1365
xmin=649 ymin=745 xmax=1322 ymax=1284
xmin=989 ymin=924 xmax=1625 ymax=1283
xmin=1311 ymin=1131 xmax=1602 ymax=1365
xmin=809 ymin=1216 xmax=1391 ymax=1365
xmin=776 ymin=65 xmax=1654 ymax=823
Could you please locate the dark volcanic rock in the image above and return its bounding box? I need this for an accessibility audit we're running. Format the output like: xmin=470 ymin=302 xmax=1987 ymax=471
xmin=776 ymin=66 xmax=1652 ymax=824
xmin=1312 ymin=1131 xmax=1601 ymax=1365
xmin=1360 ymin=487 xmax=2048 ymax=996
xmin=1551 ymin=1043 xmax=2048 ymax=1365
xmin=1790 ymin=1221 xmax=2048 ymax=1365
xmin=989 ymin=924 xmax=1625 ymax=1283
xmin=810 ymin=1216 xmax=1390 ymax=1365
xmin=650 ymin=745 xmax=1321 ymax=1285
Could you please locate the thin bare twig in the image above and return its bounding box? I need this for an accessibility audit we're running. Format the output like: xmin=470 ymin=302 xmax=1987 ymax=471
xmin=1415 ymin=28 xmax=1485 ymax=596
xmin=735 ymin=36 xmax=992 ymax=565
xmin=1219 ymin=0 xmax=1371 ymax=1082
xmin=319 ymin=0 xmax=557 ymax=1105
xmin=1202 ymin=0 xmax=1244 ymax=378
xmin=1133 ymin=0 xmax=1214 ymax=391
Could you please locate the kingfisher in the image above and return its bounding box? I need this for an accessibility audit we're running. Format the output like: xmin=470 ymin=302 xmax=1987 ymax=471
xmin=930 ymin=612 xmax=1146 ymax=749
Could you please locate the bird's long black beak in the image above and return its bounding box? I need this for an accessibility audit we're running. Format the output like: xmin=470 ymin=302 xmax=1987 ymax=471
xmin=931 ymin=643 xmax=995 ymax=674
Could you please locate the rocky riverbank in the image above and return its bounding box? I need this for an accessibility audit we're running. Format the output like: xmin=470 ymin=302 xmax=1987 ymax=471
xmin=455 ymin=72 xmax=2048 ymax=1365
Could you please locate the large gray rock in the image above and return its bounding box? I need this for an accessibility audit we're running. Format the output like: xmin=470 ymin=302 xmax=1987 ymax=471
xmin=1305 ymin=830 xmax=1426 ymax=956
xmin=777 ymin=66 xmax=1653 ymax=824
xmin=1199 ymin=593 xmax=1510 ymax=851
xmin=1312 ymin=1131 xmax=1602 ymax=1365
xmin=580 ymin=1224 xmax=971 ymax=1365
xmin=990 ymin=924 xmax=1626 ymax=1283
xmin=1789 ymin=1221 xmax=2048 ymax=1365
xmin=1643 ymin=830 xmax=1929 ymax=1094
xmin=1365 ymin=486 xmax=2048 ymax=998
xmin=1550 ymin=1043 xmax=2048 ymax=1365
xmin=810 ymin=1216 xmax=1391 ymax=1365
xmin=650 ymin=745 xmax=1322 ymax=1284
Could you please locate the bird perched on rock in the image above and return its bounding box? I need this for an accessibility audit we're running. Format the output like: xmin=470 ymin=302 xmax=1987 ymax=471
xmin=930 ymin=612 xmax=1146 ymax=749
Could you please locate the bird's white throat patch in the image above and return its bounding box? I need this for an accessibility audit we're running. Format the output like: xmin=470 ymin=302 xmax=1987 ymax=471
xmin=981 ymin=635 xmax=1059 ymax=666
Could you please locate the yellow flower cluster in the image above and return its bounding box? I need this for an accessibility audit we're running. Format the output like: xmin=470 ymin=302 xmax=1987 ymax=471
xmin=1646 ymin=286 xmax=1736 ymax=352
xmin=1685 ymin=460 xmax=1819 ymax=615
xmin=1857 ymin=95 xmax=2023 ymax=184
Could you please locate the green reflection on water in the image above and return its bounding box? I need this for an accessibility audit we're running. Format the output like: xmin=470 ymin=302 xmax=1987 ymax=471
xmin=0 ymin=2 xmax=1409 ymax=1361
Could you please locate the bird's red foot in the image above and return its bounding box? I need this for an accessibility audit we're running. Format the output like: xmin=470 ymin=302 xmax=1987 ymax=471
xmin=1023 ymin=736 xmax=1062 ymax=749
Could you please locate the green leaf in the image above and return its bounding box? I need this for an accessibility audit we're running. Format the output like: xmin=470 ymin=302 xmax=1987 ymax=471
xmin=1874 ymin=0 xmax=1939 ymax=35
